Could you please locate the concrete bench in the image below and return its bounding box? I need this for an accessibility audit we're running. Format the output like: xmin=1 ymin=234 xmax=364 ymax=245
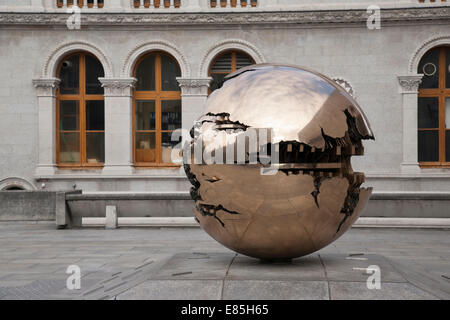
xmin=61 ymin=191 xmax=193 ymax=228
xmin=2 ymin=190 xmax=449 ymax=229
xmin=363 ymin=192 xmax=450 ymax=218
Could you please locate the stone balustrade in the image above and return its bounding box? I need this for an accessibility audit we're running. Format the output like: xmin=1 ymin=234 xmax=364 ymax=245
xmin=49 ymin=0 xmax=259 ymax=11
xmin=56 ymin=0 xmax=104 ymax=8
xmin=132 ymin=0 xmax=182 ymax=9
xmin=418 ymin=0 xmax=447 ymax=2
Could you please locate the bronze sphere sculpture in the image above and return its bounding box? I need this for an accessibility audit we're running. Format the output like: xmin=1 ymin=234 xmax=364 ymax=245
xmin=184 ymin=64 xmax=374 ymax=260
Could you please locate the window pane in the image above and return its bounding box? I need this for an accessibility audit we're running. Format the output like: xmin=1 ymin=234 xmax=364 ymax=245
xmin=135 ymin=132 xmax=156 ymax=163
xmin=236 ymin=53 xmax=254 ymax=70
xmin=210 ymin=73 xmax=226 ymax=92
xmin=418 ymin=130 xmax=439 ymax=162
xmin=59 ymin=100 xmax=79 ymax=130
xmin=86 ymin=100 xmax=105 ymax=130
xmin=59 ymin=132 xmax=80 ymax=163
xmin=86 ymin=132 xmax=104 ymax=164
xmin=59 ymin=55 xmax=79 ymax=94
xmin=135 ymin=100 xmax=156 ymax=130
xmin=161 ymin=54 xmax=181 ymax=91
xmin=418 ymin=48 xmax=439 ymax=89
xmin=162 ymin=100 xmax=181 ymax=130
xmin=211 ymin=53 xmax=232 ymax=73
xmin=447 ymin=131 xmax=450 ymax=162
xmin=162 ymin=132 xmax=181 ymax=163
xmin=85 ymin=55 xmax=105 ymax=94
xmin=136 ymin=55 xmax=156 ymax=91
xmin=446 ymin=48 xmax=450 ymax=89
xmin=418 ymin=97 xmax=439 ymax=128
xmin=446 ymin=98 xmax=450 ymax=129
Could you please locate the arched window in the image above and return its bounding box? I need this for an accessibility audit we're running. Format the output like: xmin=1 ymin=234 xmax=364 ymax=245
xmin=133 ymin=51 xmax=181 ymax=166
xmin=417 ymin=46 xmax=450 ymax=166
xmin=56 ymin=52 xmax=105 ymax=167
xmin=208 ymin=50 xmax=255 ymax=93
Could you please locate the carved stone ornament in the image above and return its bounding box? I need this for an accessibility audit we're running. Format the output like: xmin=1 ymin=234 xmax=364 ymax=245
xmin=398 ymin=75 xmax=423 ymax=94
xmin=1 ymin=8 xmax=449 ymax=26
xmin=177 ymin=78 xmax=212 ymax=96
xmin=32 ymin=78 xmax=61 ymax=97
xmin=99 ymin=78 xmax=137 ymax=97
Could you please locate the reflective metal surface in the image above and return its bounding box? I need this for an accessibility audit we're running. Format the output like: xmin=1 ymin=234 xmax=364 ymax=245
xmin=184 ymin=64 xmax=374 ymax=260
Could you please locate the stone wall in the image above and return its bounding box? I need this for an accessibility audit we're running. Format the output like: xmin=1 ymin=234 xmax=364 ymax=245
xmin=0 ymin=191 xmax=56 ymax=221
xmin=0 ymin=8 xmax=450 ymax=200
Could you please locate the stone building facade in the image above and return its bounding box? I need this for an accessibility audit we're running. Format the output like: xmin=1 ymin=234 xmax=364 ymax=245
xmin=0 ymin=0 xmax=450 ymax=218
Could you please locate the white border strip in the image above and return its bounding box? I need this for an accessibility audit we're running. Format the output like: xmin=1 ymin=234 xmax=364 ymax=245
xmin=82 ymin=217 xmax=198 ymax=227
xmin=82 ymin=217 xmax=450 ymax=229
xmin=354 ymin=217 xmax=450 ymax=229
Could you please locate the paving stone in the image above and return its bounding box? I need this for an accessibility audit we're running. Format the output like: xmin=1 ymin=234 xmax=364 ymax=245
xmin=116 ymin=280 xmax=223 ymax=300
xmin=227 ymin=254 xmax=326 ymax=281
xmin=0 ymin=263 xmax=43 ymax=273
xmin=0 ymin=279 xmax=66 ymax=300
xmin=320 ymin=253 xmax=407 ymax=283
xmin=329 ymin=281 xmax=438 ymax=300
xmin=0 ymin=280 xmax=34 ymax=287
xmin=0 ymin=224 xmax=448 ymax=300
xmin=0 ymin=274 xmax=67 ymax=281
xmin=223 ymin=280 xmax=329 ymax=300
xmin=386 ymin=258 xmax=450 ymax=300
xmin=151 ymin=252 xmax=234 ymax=280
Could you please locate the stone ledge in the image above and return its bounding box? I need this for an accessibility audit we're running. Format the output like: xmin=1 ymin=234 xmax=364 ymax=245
xmin=66 ymin=190 xmax=450 ymax=201
xmin=66 ymin=191 xmax=191 ymax=201
xmin=354 ymin=217 xmax=450 ymax=228
xmin=370 ymin=192 xmax=450 ymax=200
xmin=1 ymin=8 xmax=449 ymax=26
xmin=83 ymin=217 xmax=199 ymax=227
xmin=80 ymin=216 xmax=450 ymax=229
xmin=35 ymin=174 xmax=187 ymax=180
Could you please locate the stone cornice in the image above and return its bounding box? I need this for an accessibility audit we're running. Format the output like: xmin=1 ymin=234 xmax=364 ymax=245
xmin=1 ymin=8 xmax=450 ymax=27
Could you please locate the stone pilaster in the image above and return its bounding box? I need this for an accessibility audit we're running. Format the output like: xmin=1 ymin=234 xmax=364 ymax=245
xmin=99 ymin=77 xmax=137 ymax=175
xmin=398 ymin=75 xmax=423 ymax=173
xmin=177 ymin=77 xmax=212 ymax=132
xmin=32 ymin=78 xmax=61 ymax=176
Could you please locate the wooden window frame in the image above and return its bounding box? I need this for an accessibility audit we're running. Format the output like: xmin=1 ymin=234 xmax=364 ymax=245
xmin=132 ymin=51 xmax=182 ymax=168
xmin=418 ymin=46 xmax=450 ymax=168
xmin=208 ymin=50 xmax=255 ymax=94
xmin=56 ymin=52 xmax=105 ymax=169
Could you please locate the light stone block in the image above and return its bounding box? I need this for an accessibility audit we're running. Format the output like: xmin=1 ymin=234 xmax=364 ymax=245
xmin=105 ymin=205 xmax=118 ymax=229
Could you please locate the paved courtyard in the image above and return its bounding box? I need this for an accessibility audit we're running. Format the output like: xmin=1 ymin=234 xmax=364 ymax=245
xmin=0 ymin=223 xmax=448 ymax=300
